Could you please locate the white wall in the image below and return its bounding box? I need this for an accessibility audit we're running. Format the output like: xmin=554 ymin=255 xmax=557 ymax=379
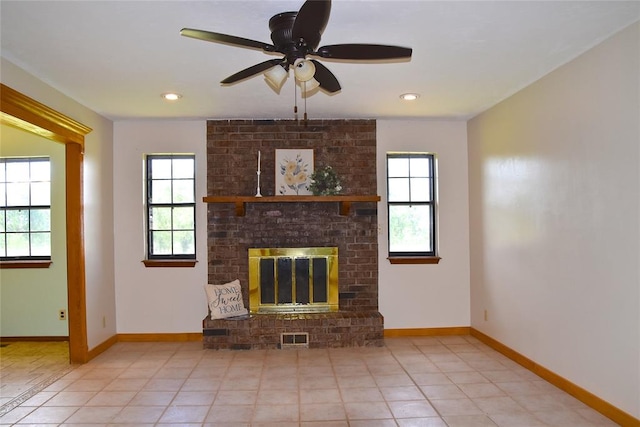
xmin=377 ymin=120 xmax=470 ymax=329
xmin=1 ymin=58 xmax=116 ymax=350
xmin=467 ymin=23 xmax=639 ymax=418
xmin=112 ymin=120 xmax=469 ymax=333
xmin=0 ymin=125 xmax=68 ymax=336
xmin=113 ymin=121 xmax=208 ymax=333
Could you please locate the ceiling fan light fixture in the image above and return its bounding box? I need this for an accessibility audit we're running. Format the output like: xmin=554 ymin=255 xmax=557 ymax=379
xmin=264 ymin=64 xmax=288 ymax=89
xmin=293 ymin=58 xmax=316 ymax=82
xmin=400 ymin=93 xmax=420 ymax=101
xmin=298 ymin=77 xmax=320 ymax=92
xmin=161 ymin=92 xmax=182 ymax=101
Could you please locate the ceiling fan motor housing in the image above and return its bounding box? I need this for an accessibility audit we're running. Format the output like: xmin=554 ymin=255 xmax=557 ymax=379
xmin=269 ymin=12 xmax=319 ymax=64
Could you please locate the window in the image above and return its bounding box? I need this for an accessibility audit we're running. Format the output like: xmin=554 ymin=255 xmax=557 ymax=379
xmin=146 ymin=154 xmax=195 ymax=260
xmin=0 ymin=157 xmax=51 ymax=260
xmin=386 ymin=153 xmax=438 ymax=261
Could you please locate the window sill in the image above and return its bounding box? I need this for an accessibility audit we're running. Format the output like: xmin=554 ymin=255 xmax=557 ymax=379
xmin=388 ymin=256 xmax=441 ymax=265
xmin=0 ymin=260 xmax=53 ymax=269
xmin=142 ymin=260 xmax=197 ymax=268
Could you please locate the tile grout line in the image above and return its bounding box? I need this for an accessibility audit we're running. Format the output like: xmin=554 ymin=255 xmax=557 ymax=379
xmin=0 ymin=364 xmax=76 ymax=417
xmin=388 ymin=338 xmax=450 ymax=424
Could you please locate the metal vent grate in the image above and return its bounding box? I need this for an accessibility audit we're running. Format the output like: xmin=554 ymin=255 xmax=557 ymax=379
xmin=280 ymin=332 xmax=309 ymax=349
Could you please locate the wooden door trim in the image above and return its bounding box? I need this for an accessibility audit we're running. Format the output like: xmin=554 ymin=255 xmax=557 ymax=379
xmin=1 ymin=83 xmax=91 ymax=363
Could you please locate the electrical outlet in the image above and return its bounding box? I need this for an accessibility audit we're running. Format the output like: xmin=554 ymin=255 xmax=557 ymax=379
xmin=484 ymin=309 xmax=488 ymax=321
xmin=102 ymin=316 xmax=106 ymax=328
xmin=59 ymin=309 xmax=67 ymax=320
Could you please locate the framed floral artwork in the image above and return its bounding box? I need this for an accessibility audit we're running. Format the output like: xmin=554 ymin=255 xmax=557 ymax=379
xmin=275 ymin=149 xmax=313 ymax=195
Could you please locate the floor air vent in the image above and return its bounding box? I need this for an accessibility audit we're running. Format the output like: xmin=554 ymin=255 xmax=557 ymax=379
xmin=280 ymin=332 xmax=309 ymax=349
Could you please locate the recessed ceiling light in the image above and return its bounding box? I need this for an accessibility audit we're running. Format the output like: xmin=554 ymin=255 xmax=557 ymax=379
xmin=162 ymin=93 xmax=182 ymax=101
xmin=400 ymin=93 xmax=420 ymax=101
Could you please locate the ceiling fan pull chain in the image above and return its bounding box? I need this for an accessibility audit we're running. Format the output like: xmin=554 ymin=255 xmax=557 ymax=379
xmin=304 ymin=81 xmax=308 ymax=123
xmin=294 ymin=79 xmax=298 ymax=119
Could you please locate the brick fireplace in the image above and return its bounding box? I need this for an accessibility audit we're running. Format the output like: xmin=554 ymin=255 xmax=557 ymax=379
xmin=203 ymin=119 xmax=383 ymax=349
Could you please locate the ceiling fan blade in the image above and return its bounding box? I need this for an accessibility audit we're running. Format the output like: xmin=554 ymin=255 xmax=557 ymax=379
xmin=310 ymin=60 xmax=341 ymax=93
xmin=292 ymin=0 xmax=331 ymax=49
xmin=313 ymin=44 xmax=412 ymax=60
xmin=180 ymin=28 xmax=276 ymax=52
xmin=221 ymin=59 xmax=284 ymax=84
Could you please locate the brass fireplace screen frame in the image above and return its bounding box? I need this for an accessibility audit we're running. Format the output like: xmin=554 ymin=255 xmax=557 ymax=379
xmin=249 ymin=247 xmax=339 ymax=313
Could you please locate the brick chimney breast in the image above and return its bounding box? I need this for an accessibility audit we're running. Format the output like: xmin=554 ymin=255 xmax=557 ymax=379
xmin=204 ymin=119 xmax=382 ymax=349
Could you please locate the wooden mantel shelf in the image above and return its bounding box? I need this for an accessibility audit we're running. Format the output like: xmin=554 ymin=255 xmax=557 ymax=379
xmin=203 ymin=195 xmax=381 ymax=216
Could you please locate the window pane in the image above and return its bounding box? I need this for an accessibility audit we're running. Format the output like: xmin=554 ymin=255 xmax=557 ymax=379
xmin=172 ymin=179 xmax=194 ymax=203
xmin=30 ymin=161 xmax=50 ymax=181
xmin=0 ymin=233 xmax=5 ymax=256
xmin=31 ymin=182 xmax=50 ymax=205
xmin=146 ymin=154 xmax=196 ymax=259
xmin=6 ymin=183 xmax=29 ymax=206
xmin=6 ymin=233 xmax=29 ymax=256
xmin=0 ymin=163 xmax=5 ymax=182
xmin=6 ymin=210 xmax=29 ymax=232
xmin=388 ymin=158 xmax=409 ymax=177
xmin=151 ymin=230 xmax=172 ymax=255
xmin=410 ymin=157 xmax=431 ymax=177
xmin=173 ymin=230 xmax=194 ymax=254
xmin=30 ymin=209 xmax=50 ymax=232
xmin=6 ymin=162 xmax=29 ymax=182
xmin=410 ymin=178 xmax=432 ymax=201
xmin=151 ymin=207 xmax=172 ymax=230
xmin=389 ymin=204 xmax=433 ymax=253
xmin=151 ymin=180 xmax=172 ymax=203
xmin=388 ymin=178 xmax=409 ymax=202
xmin=0 ymin=158 xmax=51 ymax=259
xmin=31 ymin=232 xmax=51 ymax=256
xmin=172 ymin=158 xmax=194 ymax=179
xmin=151 ymin=158 xmax=172 ymax=179
xmin=173 ymin=206 xmax=194 ymax=230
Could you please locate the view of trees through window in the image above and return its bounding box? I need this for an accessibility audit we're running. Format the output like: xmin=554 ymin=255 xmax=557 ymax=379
xmin=387 ymin=153 xmax=436 ymax=256
xmin=146 ymin=154 xmax=195 ymax=259
xmin=0 ymin=157 xmax=51 ymax=259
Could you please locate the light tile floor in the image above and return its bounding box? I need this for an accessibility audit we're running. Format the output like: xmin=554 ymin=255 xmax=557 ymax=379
xmin=0 ymin=342 xmax=72 ymax=409
xmin=0 ymin=336 xmax=620 ymax=426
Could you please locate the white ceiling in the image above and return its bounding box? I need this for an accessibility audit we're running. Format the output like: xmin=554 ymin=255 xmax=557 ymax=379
xmin=1 ymin=1 xmax=638 ymax=121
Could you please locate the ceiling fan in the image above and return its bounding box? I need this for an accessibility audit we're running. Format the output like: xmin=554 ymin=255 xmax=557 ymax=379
xmin=180 ymin=0 xmax=412 ymax=94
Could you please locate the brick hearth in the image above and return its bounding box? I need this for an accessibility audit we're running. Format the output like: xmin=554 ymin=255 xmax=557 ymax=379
xmin=204 ymin=119 xmax=383 ymax=349
xmin=203 ymin=311 xmax=383 ymax=350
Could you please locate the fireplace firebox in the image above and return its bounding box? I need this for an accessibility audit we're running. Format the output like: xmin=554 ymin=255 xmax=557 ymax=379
xmin=249 ymin=247 xmax=339 ymax=313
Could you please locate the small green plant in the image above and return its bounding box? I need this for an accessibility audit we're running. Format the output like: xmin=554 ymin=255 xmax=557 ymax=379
xmin=308 ymin=165 xmax=342 ymax=196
